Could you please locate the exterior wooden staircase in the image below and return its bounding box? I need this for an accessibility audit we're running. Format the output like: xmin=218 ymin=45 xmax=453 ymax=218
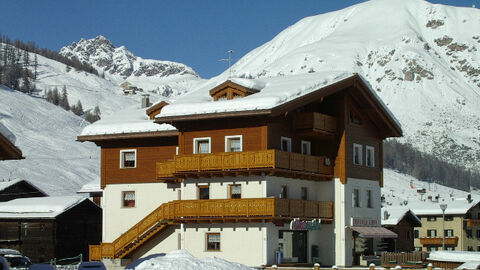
xmin=89 ymin=198 xmax=334 ymax=261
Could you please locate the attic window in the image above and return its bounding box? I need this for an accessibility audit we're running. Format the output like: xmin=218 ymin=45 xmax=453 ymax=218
xmin=210 ymin=81 xmax=260 ymax=101
xmin=350 ymin=111 xmax=362 ymax=125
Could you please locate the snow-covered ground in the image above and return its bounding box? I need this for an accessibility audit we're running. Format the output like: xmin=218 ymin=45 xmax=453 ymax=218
xmin=131 ymin=250 xmax=253 ymax=270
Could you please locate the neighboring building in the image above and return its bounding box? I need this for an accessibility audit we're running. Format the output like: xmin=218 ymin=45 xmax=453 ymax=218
xmin=77 ymin=179 xmax=103 ymax=206
xmin=411 ymin=197 xmax=480 ymax=252
xmin=0 ymin=179 xmax=46 ymax=202
xmin=0 ymin=196 xmax=102 ymax=263
xmin=78 ymin=72 xmax=402 ymax=267
xmin=0 ymin=123 xmax=23 ymax=160
xmin=381 ymin=207 xmax=421 ymax=252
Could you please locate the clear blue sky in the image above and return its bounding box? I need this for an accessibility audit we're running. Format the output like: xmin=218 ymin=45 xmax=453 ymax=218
xmin=0 ymin=0 xmax=476 ymax=78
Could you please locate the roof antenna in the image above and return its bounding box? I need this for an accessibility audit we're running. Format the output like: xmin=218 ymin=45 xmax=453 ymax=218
xmin=220 ymin=50 xmax=234 ymax=78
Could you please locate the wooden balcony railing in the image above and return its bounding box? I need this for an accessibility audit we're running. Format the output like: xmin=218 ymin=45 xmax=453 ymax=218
xmin=419 ymin=236 xmax=458 ymax=246
xmin=465 ymin=219 xmax=480 ymax=228
xmin=156 ymin=149 xmax=333 ymax=179
xmin=89 ymin=198 xmax=333 ymax=261
xmin=293 ymin=112 xmax=337 ymax=134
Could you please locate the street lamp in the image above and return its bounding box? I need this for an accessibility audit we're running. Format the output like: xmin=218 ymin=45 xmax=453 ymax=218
xmin=440 ymin=204 xmax=448 ymax=250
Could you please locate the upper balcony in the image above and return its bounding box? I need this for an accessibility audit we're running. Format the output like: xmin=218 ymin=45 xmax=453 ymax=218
xmin=292 ymin=112 xmax=337 ymax=139
xmin=465 ymin=219 xmax=480 ymax=228
xmin=156 ymin=149 xmax=333 ymax=181
xmin=419 ymin=237 xmax=458 ymax=246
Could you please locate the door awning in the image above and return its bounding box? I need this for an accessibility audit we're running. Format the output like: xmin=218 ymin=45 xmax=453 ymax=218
xmin=351 ymin=226 xmax=397 ymax=238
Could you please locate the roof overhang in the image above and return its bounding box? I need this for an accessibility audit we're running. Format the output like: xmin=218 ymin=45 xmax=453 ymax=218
xmin=77 ymin=130 xmax=178 ymax=142
xmin=351 ymin=226 xmax=398 ymax=238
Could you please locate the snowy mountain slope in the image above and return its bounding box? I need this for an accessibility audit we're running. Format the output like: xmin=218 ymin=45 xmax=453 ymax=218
xmin=60 ymin=36 xmax=204 ymax=96
xmin=211 ymin=0 xmax=480 ymax=172
xmin=0 ymin=86 xmax=99 ymax=195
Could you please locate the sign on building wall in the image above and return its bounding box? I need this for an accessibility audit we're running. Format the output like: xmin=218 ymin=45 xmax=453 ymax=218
xmin=290 ymin=218 xmax=322 ymax=230
xmin=351 ymin=218 xmax=379 ymax=227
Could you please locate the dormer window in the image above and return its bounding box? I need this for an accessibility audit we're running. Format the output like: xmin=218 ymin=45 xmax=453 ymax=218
xmin=209 ymin=80 xmax=260 ymax=101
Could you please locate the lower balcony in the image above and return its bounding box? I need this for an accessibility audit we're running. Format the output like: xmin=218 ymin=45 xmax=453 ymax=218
xmin=157 ymin=149 xmax=333 ymax=181
xmin=420 ymin=236 xmax=458 ymax=246
xmin=465 ymin=219 xmax=480 ymax=228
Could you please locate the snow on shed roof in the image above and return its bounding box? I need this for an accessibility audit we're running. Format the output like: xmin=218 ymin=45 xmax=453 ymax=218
xmin=381 ymin=206 xmax=421 ymax=226
xmin=0 ymin=179 xmax=46 ymax=194
xmin=80 ymin=105 xmax=176 ymax=137
xmin=428 ymin=251 xmax=480 ymax=263
xmin=77 ymin=179 xmax=102 ymax=194
xmin=0 ymin=195 xmax=88 ymax=219
xmin=0 ymin=122 xmax=16 ymax=145
xmin=409 ymin=198 xmax=479 ymax=216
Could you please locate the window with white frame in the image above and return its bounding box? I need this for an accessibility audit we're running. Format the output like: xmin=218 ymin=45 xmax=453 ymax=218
xmin=427 ymin=229 xmax=437 ymax=237
xmin=353 ymin=188 xmax=361 ymax=207
xmin=122 ymin=191 xmax=135 ymax=208
xmin=366 ymin=146 xmax=375 ymax=167
xmin=353 ymin=144 xmax=362 ymax=165
xmin=225 ymin=135 xmax=242 ymax=152
xmin=301 ymin=140 xmax=311 ymax=155
xmin=120 ymin=149 xmax=136 ymax=168
xmin=194 ymin=137 xmax=211 ymax=154
xmin=281 ymin=137 xmax=292 ymax=152
xmin=444 ymin=229 xmax=454 ymax=237
xmin=229 ymin=184 xmax=241 ymax=199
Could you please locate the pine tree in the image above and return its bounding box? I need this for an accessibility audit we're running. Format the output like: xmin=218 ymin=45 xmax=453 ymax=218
xmin=23 ymin=50 xmax=29 ymax=67
xmin=85 ymin=105 xmax=101 ymax=123
xmin=52 ymin=87 xmax=60 ymax=105
xmin=59 ymin=85 xmax=70 ymax=110
xmin=33 ymin=53 xmax=38 ymax=80
xmin=71 ymin=100 xmax=84 ymax=116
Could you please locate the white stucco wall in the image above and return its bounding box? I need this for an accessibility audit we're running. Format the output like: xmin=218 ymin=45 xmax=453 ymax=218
xmin=265 ymin=176 xmax=334 ymax=201
xmin=102 ymin=183 xmax=178 ymax=242
xmin=182 ymin=176 xmax=266 ymax=200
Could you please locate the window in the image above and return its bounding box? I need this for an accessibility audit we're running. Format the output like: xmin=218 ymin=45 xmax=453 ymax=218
xmin=350 ymin=111 xmax=362 ymax=125
xmin=445 ymin=216 xmax=454 ymax=221
xmin=468 ymin=246 xmax=473 ymax=251
xmin=280 ymin=185 xmax=288 ymax=199
xmin=477 ymin=230 xmax=480 ymax=238
xmin=229 ymin=184 xmax=241 ymax=199
xmin=281 ymin=137 xmax=292 ymax=152
xmin=194 ymin=137 xmax=211 ymax=154
xmin=414 ymin=247 xmax=422 ymax=252
xmin=366 ymin=146 xmax=375 ymax=167
xmin=406 ymin=230 xmax=411 ymax=239
xmin=301 ymin=140 xmax=311 ymax=155
xmin=477 ymin=212 xmax=480 ymax=219
xmin=206 ymin=233 xmax=220 ymax=251
xmin=414 ymin=230 xmax=419 ymax=238
xmin=467 ymin=229 xmax=473 ymax=238
xmin=445 ymin=246 xmax=455 ymax=251
xmin=366 ymin=190 xmax=373 ymax=208
xmin=301 ymin=187 xmax=308 ymax=200
xmin=427 ymin=229 xmax=437 ymax=237
xmin=353 ymin=144 xmax=362 ymax=165
xmin=120 ymin=149 xmax=136 ymax=168
xmin=445 ymin=229 xmax=454 ymax=237
xmin=198 ymin=185 xmax=210 ymax=200
xmin=427 ymin=216 xmax=437 ymax=221
xmin=427 ymin=246 xmax=438 ymax=251
xmin=225 ymin=135 xmax=242 ymax=152
xmin=353 ymin=188 xmax=361 ymax=208
xmin=122 ymin=191 xmax=135 ymax=208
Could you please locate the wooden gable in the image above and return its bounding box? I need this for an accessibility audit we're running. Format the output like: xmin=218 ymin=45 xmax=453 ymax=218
xmin=146 ymin=101 xmax=169 ymax=120
xmin=0 ymin=132 xmax=23 ymax=160
xmin=209 ymin=80 xmax=259 ymax=101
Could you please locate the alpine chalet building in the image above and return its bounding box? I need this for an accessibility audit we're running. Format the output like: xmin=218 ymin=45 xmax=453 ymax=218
xmin=78 ymin=72 xmax=402 ymax=267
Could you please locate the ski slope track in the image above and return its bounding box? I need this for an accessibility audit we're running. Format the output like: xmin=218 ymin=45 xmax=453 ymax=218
xmin=215 ymin=0 xmax=480 ymax=172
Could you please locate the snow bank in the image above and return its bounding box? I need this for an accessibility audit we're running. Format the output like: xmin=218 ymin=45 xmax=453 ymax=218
xmin=428 ymin=251 xmax=480 ymax=262
xmin=133 ymin=250 xmax=253 ymax=270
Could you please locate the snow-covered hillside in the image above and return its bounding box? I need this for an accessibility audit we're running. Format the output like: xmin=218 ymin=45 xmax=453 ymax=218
xmin=209 ymin=0 xmax=480 ymax=172
xmin=0 ymin=86 xmax=98 ymax=195
xmin=60 ymin=36 xmax=203 ymax=97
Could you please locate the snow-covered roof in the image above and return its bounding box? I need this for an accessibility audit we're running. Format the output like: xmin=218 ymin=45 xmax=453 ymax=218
xmin=80 ymin=105 xmax=176 ymax=137
xmin=159 ymin=72 xmax=354 ymax=118
xmin=0 ymin=195 xmax=88 ymax=219
xmin=0 ymin=122 xmax=16 ymax=145
xmin=428 ymin=251 xmax=480 ymax=263
xmin=457 ymin=261 xmax=480 ymax=270
xmin=409 ymin=198 xmax=479 ymax=216
xmin=157 ymin=72 xmax=402 ymax=134
xmin=77 ymin=179 xmax=102 ymax=194
xmin=381 ymin=206 xmax=421 ymax=226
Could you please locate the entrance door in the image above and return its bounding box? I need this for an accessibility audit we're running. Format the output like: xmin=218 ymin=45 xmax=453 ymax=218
xmin=279 ymin=230 xmax=307 ymax=263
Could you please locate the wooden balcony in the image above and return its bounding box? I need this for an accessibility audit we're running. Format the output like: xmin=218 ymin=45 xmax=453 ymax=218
xmin=292 ymin=112 xmax=336 ymax=138
xmin=465 ymin=219 xmax=480 ymax=228
xmin=157 ymin=149 xmax=333 ymax=181
xmin=89 ymin=198 xmax=333 ymax=261
xmin=419 ymin=236 xmax=458 ymax=246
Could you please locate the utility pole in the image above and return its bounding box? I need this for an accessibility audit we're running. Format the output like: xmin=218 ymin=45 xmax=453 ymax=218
xmin=440 ymin=204 xmax=448 ymax=250
xmin=219 ymin=50 xmax=234 ymax=78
